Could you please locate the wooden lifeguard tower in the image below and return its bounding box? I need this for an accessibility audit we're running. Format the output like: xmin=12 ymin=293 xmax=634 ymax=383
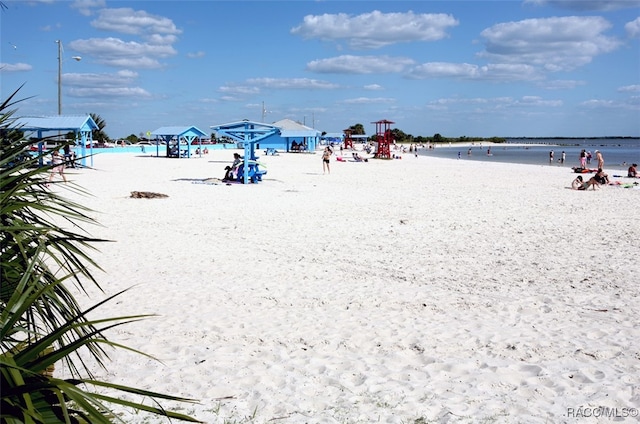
xmin=343 ymin=128 xmax=354 ymax=150
xmin=372 ymin=119 xmax=394 ymax=159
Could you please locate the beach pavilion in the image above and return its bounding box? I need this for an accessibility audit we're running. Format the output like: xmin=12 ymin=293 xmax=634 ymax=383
xmin=268 ymin=118 xmax=320 ymax=152
xmin=211 ymin=120 xmax=279 ymax=184
xmin=11 ymin=115 xmax=98 ymax=167
xmin=150 ymin=126 xmax=208 ymax=158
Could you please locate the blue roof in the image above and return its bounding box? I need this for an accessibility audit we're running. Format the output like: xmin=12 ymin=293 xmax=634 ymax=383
xmin=13 ymin=115 xmax=99 ymax=132
xmin=211 ymin=120 xmax=280 ymax=143
xmin=151 ymin=126 xmax=207 ymax=137
xmin=273 ymin=118 xmax=320 ymax=138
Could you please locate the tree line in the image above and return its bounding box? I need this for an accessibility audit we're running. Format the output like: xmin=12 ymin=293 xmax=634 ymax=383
xmin=344 ymin=123 xmax=506 ymax=144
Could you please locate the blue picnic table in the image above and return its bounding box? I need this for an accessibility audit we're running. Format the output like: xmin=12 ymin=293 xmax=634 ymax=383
xmin=236 ymin=160 xmax=267 ymax=183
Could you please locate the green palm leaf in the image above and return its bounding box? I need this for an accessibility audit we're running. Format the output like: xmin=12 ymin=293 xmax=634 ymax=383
xmin=1 ymin=87 xmax=202 ymax=422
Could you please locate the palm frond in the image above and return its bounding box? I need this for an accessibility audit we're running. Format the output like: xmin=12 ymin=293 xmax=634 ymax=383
xmin=1 ymin=86 xmax=201 ymax=422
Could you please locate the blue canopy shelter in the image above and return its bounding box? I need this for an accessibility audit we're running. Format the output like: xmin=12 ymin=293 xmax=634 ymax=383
xmin=272 ymin=119 xmax=320 ymax=152
xmin=11 ymin=115 xmax=98 ymax=167
xmin=150 ymin=126 xmax=208 ymax=158
xmin=211 ymin=120 xmax=279 ymax=184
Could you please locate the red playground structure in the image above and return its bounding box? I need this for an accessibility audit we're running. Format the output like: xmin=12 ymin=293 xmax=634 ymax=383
xmin=372 ymin=119 xmax=394 ymax=159
xmin=343 ymin=128 xmax=354 ymax=150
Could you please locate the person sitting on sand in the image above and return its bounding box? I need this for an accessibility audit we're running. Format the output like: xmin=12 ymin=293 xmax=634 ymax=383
xmin=223 ymin=153 xmax=242 ymax=181
xmin=594 ymin=168 xmax=609 ymax=185
xmin=352 ymin=152 xmax=367 ymax=162
xmin=572 ymin=175 xmax=599 ymax=191
xmin=628 ymin=163 xmax=638 ymax=178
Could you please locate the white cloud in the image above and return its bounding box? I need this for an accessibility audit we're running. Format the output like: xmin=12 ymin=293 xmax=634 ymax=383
xmin=342 ymin=97 xmax=396 ymax=104
xmin=0 ymin=63 xmax=33 ymax=72
xmin=428 ymin=95 xmax=562 ymax=109
xmin=625 ymin=17 xmax=640 ymax=38
xmin=540 ymin=79 xmax=586 ymax=89
xmin=478 ymin=16 xmax=621 ymax=71
xmin=306 ymin=55 xmax=415 ymax=74
xmin=64 ymin=70 xmax=138 ymax=87
xmin=246 ymin=78 xmax=339 ymax=90
xmin=291 ymin=10 xmax=458 ymax=49
xmin=63 ymin=69 xmax=149 ymax=98
xmin=406 ymin=62 xmax=540 ymax=81
xmin=69 ymin=37 xmax=177 ymax=69
xmin=70 ymin=0 xmax=105 ymax=16
xmin=91 ymin=8 xmax=182 ymax=39
xmin=219 ymin=85 xmax=261 ymax=95
xmin=524 ymin=0 xmax=640 ymax=11
xmin=364 ymin=84 xmax=384 ymax=91
xmin=618 ymin=84 xmax=640 ymax=92
xmin=580 ymin=99 xmax=618 ymax=107
xmin=69 ymin=86 xmax=151 ymax=98
xmin=187 ymin=51 xmax=206 ymax=59
xmin=519 ymin=96 xmax=563 ymax=107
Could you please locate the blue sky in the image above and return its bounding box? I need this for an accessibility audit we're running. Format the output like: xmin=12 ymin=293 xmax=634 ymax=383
xmin=1 ymin=0 xmax=639 ymax=138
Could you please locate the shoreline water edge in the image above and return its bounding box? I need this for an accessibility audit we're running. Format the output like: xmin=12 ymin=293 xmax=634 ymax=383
xmin=419 ymin=138 xmax=639 ymax=171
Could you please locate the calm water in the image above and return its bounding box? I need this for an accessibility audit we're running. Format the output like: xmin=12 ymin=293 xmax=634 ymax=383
xmin=420 ymin=138 xmax=640 ymax=172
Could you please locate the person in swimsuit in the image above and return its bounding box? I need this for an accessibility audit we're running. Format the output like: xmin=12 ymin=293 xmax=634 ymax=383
xmin=595 ymin=150 xmax=604 ymax=170
xmin=572 ymin=175 xmax=599 ymax=190
xmin=322 ymin=147 xmax=331 ymax=174
xmin=48 ymin=150 xmax=67 ymax=183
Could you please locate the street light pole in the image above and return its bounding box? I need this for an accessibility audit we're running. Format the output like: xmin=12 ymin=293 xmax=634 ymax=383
xmin=57 ymin=40 xmax=62 ymax=115
xmin=56 ymin=40 xmax=81 ymax=116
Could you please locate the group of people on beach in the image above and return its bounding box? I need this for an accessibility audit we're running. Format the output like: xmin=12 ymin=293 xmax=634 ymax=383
xmin=571 ymin=148 xmax=611 ymax=190
xmin=571 ymin=168 xmax=610 ymax=190
xmin=549 ymin=150 xmax=567 ymax=164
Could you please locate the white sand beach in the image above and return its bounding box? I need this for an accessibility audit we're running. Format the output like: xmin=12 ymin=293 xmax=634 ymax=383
xmin=54 ymin=148 xmax=639 ymax=423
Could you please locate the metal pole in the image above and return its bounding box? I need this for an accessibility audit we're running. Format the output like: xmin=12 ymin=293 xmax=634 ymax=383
xmin=57 ymin=40 xmax=62 ymax=115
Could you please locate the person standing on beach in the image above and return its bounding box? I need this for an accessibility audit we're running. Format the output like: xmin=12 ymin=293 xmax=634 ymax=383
xmin=549 ymin=150 xmax=554 ymax=163
xmin=580 ymin=149 xmax=587 ymax=169
xmin=48 ymin=150 xmax=67 ymax=183
xmin=561 ymin=151 xmax=566 ymax=164
xmin=595 ymin=150 xmax=604 ymax=169
xmin=322 ymin=146 xmax=331 ymax=174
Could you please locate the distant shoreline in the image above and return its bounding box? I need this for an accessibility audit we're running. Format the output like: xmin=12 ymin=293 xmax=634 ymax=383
xmin=505 ymin=136 xmax=639 ymax=140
